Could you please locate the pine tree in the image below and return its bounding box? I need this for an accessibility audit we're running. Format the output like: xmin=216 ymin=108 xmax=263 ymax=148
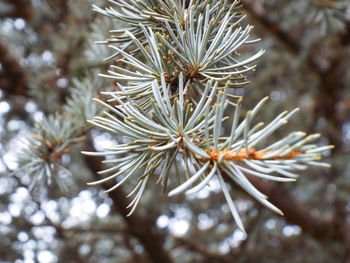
xmin=1 ymin=0 xmax=349 ymax=262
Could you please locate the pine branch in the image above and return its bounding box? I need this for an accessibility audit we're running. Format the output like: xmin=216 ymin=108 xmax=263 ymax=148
xmin=84 ymin=74 xmax=332 ymax=231
xmin=83 ymin=136 xmax=174 ymax=263
xmin=12 ymin=0 xmax=334 ymax=236
xmin=81 ymin=1 xmax=335 ymax=227
xmin=96 ymin=0 xmax=261 ymax=107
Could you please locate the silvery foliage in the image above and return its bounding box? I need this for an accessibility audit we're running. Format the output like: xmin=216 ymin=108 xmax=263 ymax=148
xmin=85 ymin=0 xmax=332 ymax=231
xmin=310 ymin=0 xmax=349 ymax=32
xmin=14 ymin=78 xmax=100 ymax=190
xmin=15 ymin=114 xmax=85 ymax=191
xmin=290 ymin=0 xmax=350 ymax=34
xmin=94 ymin=0 xmax=263 ymax=108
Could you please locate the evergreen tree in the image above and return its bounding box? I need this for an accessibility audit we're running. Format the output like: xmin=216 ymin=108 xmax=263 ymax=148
xmin=0 ymin=0 xmax=349 ymax=262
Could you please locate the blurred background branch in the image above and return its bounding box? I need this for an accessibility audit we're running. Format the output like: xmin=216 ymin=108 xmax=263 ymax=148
xmin=0 ymin=36 xmax=28 ymax=96
xmin=1 ymin=0 xmax=34 ymax=20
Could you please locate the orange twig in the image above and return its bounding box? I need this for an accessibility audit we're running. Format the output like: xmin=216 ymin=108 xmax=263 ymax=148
xmin=206 ymin=149 xmax=305 ymax=161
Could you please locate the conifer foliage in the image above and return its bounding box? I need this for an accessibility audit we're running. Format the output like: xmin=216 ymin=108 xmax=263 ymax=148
xmin=83 ymin=0 xmax=333 ymax=231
